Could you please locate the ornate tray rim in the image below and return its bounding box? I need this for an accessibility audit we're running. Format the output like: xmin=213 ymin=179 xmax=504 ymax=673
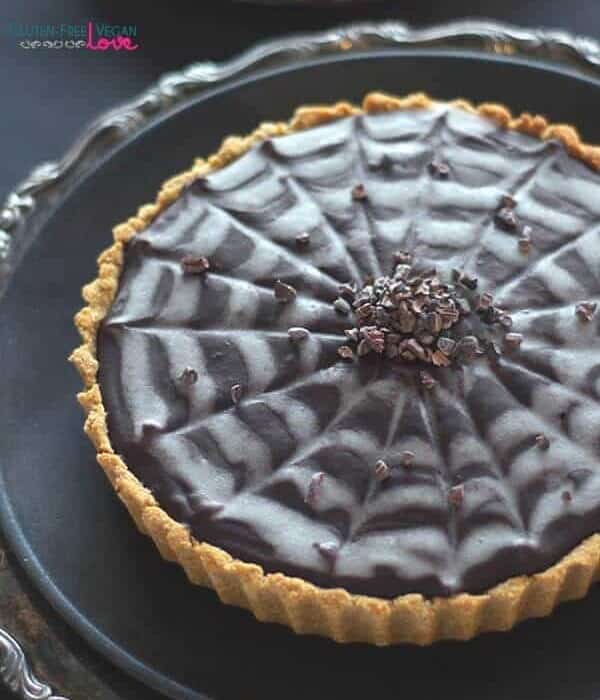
xmin=2 ymin=18 xmax=600 ymax=300
xmin=1 ymin=18 xmax=600 ymax=700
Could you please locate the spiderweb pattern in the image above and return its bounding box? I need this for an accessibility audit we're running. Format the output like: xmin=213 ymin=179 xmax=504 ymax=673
xmin=100 ymin=105 xmax=600 ymax=597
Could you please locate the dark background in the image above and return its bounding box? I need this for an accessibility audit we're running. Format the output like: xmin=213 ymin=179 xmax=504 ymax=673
xmin=0 ymin=1 xmax=599 ymax=699
xmin=0 ymin=0 xmax=600 ymax=203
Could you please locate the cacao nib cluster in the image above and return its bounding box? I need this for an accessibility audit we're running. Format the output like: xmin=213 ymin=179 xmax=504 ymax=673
xmin=336 ymin=253 xmax=476 ymax=366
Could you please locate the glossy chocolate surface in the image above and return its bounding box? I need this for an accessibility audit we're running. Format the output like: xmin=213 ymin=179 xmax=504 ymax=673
xmin=98 ymin=105 xmax=600 ymax=598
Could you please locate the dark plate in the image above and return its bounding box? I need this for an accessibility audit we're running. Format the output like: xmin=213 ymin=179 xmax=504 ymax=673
xmin=2 ymin=50 xmax=600 ymax=700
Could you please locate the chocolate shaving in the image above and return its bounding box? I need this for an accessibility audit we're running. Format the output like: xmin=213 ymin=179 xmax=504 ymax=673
xmin=495 ymin=207 xmax=518 ymax=231
xmin=518 ymin=225 xmax=533 ymax=254
xmin=178 ymin=367 xmax=198 ymax=386
xmin=428 ymin=159 xmax=450 ymax=178
xmin=576 ymin=301 xmax=597 ymax=322
xmin=338 ymin=282 xmax=357 ymax=301
xmin=374 ymin=459 xmax=391 ymax=481
xmin=403 ymin=338 xmax=427 ymax=362
xmin=274 ymin=280 xmax=297 ymax=303
xmin=181 ymin=255 xmax=210 ymax=274
xmin=535 ymin=433 xmax=550 ymax=450
xmin=295 ymin=232 xmax=311 ymax=247
xmin=333 ymin=297 xmax=352 ymax=315
xmin=337 ymin=345 xmax=355 ymax=360
xmin=437 ymin=337 xmax=456 ymax=356
xmin=476 ymin=292 xmax=494 ymax=311
xmin=431 ymin=350 xmax=451 ymax=367
xmin=288 ymin=327 xmax=309 ymax=343
xmin=448 ymin=484 xmax=465 ymax=508
xmin=462 ymin=275 xmax=478 ymax=290
xmin=305 ymin=471 xmax=325 ymax=505
xmin=518 ymin=237 xmax=532 ymax=254
xmin=362 ymin=326 xmax=385 ymax=354
xmin=420 ymin=370 xmax=437 ymax=390
xmin=393 ymin=250 xmax=413 ymax=265
xmin=425 ymin=311 xmax=443 ymax=334
xmin=352 ymin=184 xmax=367 ymax=201
xmin=230 ymin=383 xmax=243 ymax=405
xmin=313 ymin=541 xmax=339 ymax=562
xmin=504 ymin=332 xmax=523 ymax=351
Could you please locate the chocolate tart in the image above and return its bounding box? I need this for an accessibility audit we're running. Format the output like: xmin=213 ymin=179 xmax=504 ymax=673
xmin=71 ymin=92 xmax=600 ymax=645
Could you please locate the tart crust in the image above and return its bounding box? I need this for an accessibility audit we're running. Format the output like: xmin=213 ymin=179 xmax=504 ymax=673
xmin=70 ymin=92 xmax=600 ymax=645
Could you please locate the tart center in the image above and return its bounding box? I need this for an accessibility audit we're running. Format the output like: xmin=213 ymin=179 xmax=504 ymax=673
xmin=337 ymin=254 xmax=481 ymax=366
xmin=95 ymin=102 xmax=600 ymax=601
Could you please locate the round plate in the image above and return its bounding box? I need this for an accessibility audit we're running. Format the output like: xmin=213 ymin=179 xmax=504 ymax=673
xmin=2 ymin=50 xmax=600 ymax=700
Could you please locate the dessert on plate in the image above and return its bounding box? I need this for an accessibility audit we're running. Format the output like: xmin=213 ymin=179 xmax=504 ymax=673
xmin=71 ymin=91 xmax=600 ymax=645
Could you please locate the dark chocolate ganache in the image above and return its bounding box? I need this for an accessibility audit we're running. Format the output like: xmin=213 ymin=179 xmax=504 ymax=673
xmin=98 ymin=104 xmax=600 ymax=598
